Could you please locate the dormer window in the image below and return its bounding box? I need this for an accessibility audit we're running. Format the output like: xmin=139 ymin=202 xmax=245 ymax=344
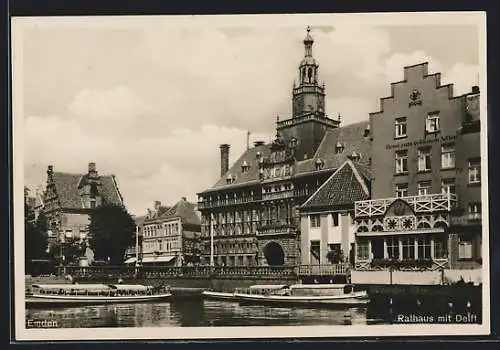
xmin=289 ymin=137 xmax=298 ymax=148
xmin=348 ymin=151 xmax=360 ymax=162
xmin=315 ymin=158 xmax=325 ymax=170
xmin=335 ymin=142 xmax=344 ymax=154
xmin=364 ymin=124 xmax=371 ymax=137
xmin=226 ymin=174 xmax=236 ymax=184
xmin=256 ymin=151 xmax=262 ymax=159
xmin=241 ymin=160 xmax=250 ymax=173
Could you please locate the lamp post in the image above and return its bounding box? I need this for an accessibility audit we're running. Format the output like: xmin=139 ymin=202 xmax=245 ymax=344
xmin=135 ymin=224 xmax=139 ymax=275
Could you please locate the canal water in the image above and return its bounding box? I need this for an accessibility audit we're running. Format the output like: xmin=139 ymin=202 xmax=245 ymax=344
xmin=25 ymin=297 xmax=482 ymax=328
xmin=26 ymin=298 xmax=381 ymax=328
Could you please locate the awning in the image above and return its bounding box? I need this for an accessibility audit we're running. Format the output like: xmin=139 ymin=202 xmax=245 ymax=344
xmin=357 ymin=228 xmax=445 ymax=237
xmin=124 ymin=257 xmax=137 ymax=264
xmin=141 ymin=256 xmax=177 ymax=263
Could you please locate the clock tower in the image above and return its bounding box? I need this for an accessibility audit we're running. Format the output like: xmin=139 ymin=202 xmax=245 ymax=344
xmin=292 ymin=26 xmax=326 ymax=117
xmin=277 ymin=27 xmax=340 ymax=160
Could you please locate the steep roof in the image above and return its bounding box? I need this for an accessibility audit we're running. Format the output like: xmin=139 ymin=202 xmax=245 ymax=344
xmin=208 ymin=143 xmax=271 ymax=191
xmin=157 ymin=199 xmax=201 ymax=227
xmin=300 ymin=159 xmax=371 ymax=210
xmin=201 ymin=120 xmax=371 ymax=193
xmin=296 ymin=121 xmax=371 ymax=174
xmin=51 ymin=172 xmax=124 ymax=209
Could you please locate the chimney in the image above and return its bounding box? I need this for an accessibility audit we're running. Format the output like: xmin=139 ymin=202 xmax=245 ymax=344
xmin=88 ymin=162 xmax=96 ymax=172
xmin=472 ymin=86 xmax=480 ymax=94
xmin=182 ymin=197 xmax=187 ymax=201
xmin=154 ymin=201 xmax=161 ymax=210
xmin=220 ymin=144 xmax=230 ymax=176
xmin=47 ymin=165 xmax=54 ymax=175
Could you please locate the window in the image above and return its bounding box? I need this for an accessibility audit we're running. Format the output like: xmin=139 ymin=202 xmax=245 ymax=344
xmin=441 ymin=178 xmax=456 ymax=195
xmin=90 ymin=199 xmax=96 ymax=209
xmin=458 ymin=237 xmax=473 ymax=260
xmin=394 ymin=117 xmax=407 ymax=138
xmin=468 ymin=202 xmax=481 ymax=220
xmin=426 ymin=113 xmax=440 ymax=133
xmin=468 ymin=158 xmax=481 ymax=184
xmin=310 ymin=215 xmax=321 ymax=228
xmin=417 ymin=235 xmax=432 ymax=259
xmin=65 ymin=229 xmax=73 ymax=238
xmin=441 ymin=144 xmax=455 ymax=169
xmin=395 ymin=150 xmax=408 ymax=174
xmin=331 ymin=213 xmax=339 ymax=227
xmin=417 ymin=147 xmax=432 ymax=172
xmin=395 ymin=183 xmax=408 ymax=198
xmin=417 ymin=181 xmax=432 ymax=196
xmin=434 ymin=235 xmax=448 ymax=259
xmin=401 ymin=236 xmax=415 ymax=260
xmin=356 ymin=239 xmax=370 ymax=260
xmin=387 ymin=237 xmax=399 ymax=259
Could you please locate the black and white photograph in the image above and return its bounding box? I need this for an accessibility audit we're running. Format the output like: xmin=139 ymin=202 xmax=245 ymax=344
xmin=12 ymin=12 xmax=489 ymax=340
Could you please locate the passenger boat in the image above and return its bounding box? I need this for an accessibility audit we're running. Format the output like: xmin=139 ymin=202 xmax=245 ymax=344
xmin=201 ymin=290 xmax=236 ymax=300
xmin=25 ymin=283 xmax=172 ymax=307
xmin=233 ymin=284 xmax=370 ymax=307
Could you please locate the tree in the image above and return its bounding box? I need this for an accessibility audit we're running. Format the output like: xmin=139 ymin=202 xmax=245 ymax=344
xmin=24 ymin=197 xmax=48 ymax=266
xmin=48 ymin=237 xmax=86 ymax=265
xmin=88 ymin=203 xmax=136 ymax=265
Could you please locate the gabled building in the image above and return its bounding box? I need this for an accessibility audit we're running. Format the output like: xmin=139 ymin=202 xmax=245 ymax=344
xmin=353 ymin=63 xmax=482 ymax=271
xmin=139 ymin=198 xmax=201 ymax=266
xmin=197 ymin=28 xmax=372 ymax=267
xmin=42 ymin=162 xmax=125 ymax=246
xmin=299 ymin=159 xmax=372 ymax=266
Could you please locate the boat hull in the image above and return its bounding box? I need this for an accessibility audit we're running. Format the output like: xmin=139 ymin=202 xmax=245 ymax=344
xmin=25 ymin=293 xmax=172 ymax=308
xmin=234 ymin=291 xmax=370 ymax=308
xmin=202 ymin=291 xmax=236 ymax=301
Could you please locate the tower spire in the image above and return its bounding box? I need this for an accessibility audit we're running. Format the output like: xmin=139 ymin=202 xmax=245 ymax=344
xmin=303 ymin=26 xmax=314 ymax=57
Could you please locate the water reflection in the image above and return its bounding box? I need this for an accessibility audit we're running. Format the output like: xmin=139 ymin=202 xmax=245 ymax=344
xmin=26 ymin=298 xmax=380 ymax=328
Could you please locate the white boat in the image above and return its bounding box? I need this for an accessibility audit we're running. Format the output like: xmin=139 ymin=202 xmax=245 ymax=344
xmin=26 ymin=283 xmax=172 ymax=307
xmin=202 ymin=290 xmax=236 ymax=300
xmin=234 ymin=284 xmax=370 ymax=307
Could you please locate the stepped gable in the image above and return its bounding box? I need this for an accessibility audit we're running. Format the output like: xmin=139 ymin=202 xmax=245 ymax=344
xmin=300 ymin=159 xmax=371 ymax=210
xmin=51 ymin=172 xmax=123 ymax=209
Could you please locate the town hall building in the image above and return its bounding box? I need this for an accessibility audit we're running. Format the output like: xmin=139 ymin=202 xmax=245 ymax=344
xmin=197 ymin=28 xmax=371 ymax=267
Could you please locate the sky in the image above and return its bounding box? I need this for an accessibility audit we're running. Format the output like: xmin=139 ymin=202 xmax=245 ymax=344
xmin=14 ymin=14 xmax=483 ymax=216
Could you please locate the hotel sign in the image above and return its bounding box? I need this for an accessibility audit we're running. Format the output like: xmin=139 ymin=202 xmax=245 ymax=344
xmin=386 ymin=135 xmax=456 ymax=150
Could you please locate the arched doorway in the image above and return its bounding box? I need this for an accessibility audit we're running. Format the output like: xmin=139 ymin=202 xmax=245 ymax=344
xmin=263 ymin=242 xmax=285 ymax=266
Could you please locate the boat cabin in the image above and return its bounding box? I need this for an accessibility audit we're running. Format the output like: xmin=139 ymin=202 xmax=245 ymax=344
xmin=30 ymin=284 xmax=159 ymax=297
xmin=235 ymin=284 xmax=290 ymax=296
xmin=289 ymin=284 xmax=355 ymax=296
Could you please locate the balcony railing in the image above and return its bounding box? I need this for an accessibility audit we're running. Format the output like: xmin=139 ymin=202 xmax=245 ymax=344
xmin=297 ymin=264 xmax=347 ymax=276
xmin=198 ymin=196 xmax=260 ymax=209
xmin=256 ymin=223 xmax=296 ymax=236
xmin=262 ymin=190 xmax=295 ymax=201
xmin=355 ymin=193 xmax=458 ymax=218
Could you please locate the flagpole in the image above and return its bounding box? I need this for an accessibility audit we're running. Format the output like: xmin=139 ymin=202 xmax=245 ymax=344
xmin=135 ymin=224 xmax=139 ymax=269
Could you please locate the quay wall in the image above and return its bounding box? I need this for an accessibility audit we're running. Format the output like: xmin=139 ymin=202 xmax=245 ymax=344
xmin=351 ymin=268 xmax=483 ymax=285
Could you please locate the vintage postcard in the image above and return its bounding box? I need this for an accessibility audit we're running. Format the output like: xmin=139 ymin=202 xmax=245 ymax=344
xmin=12 ymin=12 xmax=489 ymax=340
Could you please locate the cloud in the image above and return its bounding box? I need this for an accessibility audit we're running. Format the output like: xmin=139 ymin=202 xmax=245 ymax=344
xmin=24 ymin=113 xmax=272 ymax=215
xmin=20 ymin=21 xmax=480 ymax=215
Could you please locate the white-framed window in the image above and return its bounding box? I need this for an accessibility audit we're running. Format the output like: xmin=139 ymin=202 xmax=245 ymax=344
xmin=468 ymin=202 xmax=481 ymax=220
xmin=468 ymin=158 xmax=481 ymax=184
xmin=387 ymin=237 xmax=399 ymax=259
xmin=402 ymin=236 xmax=415 ymax=260
xmin=441 ymin=178 xmax=456 ymax=195
xmin=310 ymin=215 xmax=321 ymax=228
xmin=441 ymin=144 xmax=456 ymax=169
xmin=395 ymin=150 xmax=408 ymax=174
xmin=434 ymin=235 xmax=448 ymax=259
xmin=417 ymin=181 xmax=432 ymax=196
xmin=332 ymin=212 xmax=339 ymax=227
xmin=458 ymin=238 xmax=473 ymax=260
xmin=394 ymin=117 xmax=407 ymax=138
xmin=395 ymin=183 xmax=408 ymax=198
xmin=356 ymin=239 xmax=370 ymax=260
xmin=65 ymin=229 xmax=73 ymax=238
xmin=417 ymin=147 xmax=432 ymax=171
xmin=417 ymin=235 xmax=432 ymax=259
xmin=426 ymin=113 xmax=440 ymax=133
